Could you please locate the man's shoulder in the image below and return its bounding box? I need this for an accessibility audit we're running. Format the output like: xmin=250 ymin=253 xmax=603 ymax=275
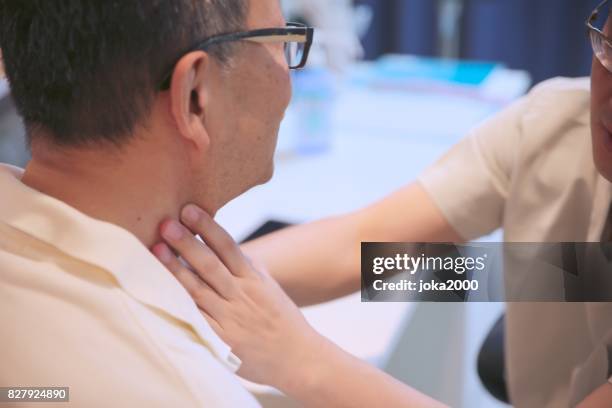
xmin=470 ymin=77 xmax=590 ymax=146
xmin=522 ymin=76 xmax=591 ymax=127
xmin=512 ymin=77 xmax=591 ymax=154
xmin=529 ymin=76 xmax=590 ymax=96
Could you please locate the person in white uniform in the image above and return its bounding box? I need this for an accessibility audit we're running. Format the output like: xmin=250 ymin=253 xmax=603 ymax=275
xmin=153 ymin=1 xmax=612 ymax=407
xmin=0 ymin=0 xmax=314 ymax=406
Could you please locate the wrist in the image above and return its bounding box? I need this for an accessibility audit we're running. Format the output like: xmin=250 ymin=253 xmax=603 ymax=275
xmin=278 ymin=330 xmax=341 ymax=402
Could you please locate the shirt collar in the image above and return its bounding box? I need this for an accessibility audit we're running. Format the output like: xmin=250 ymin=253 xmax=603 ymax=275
xmin=0 ymin=163 xmax=241 ymax=372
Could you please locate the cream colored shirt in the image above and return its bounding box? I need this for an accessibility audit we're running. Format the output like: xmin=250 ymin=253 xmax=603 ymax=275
xmin=419 ymin=77 xmax=612 ymax=408
xmin=0 ymin=164 xmax=260 ymax=407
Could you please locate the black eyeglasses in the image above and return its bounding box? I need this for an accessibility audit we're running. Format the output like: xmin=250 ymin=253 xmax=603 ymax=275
xmin=159 ymin=22 xmax=314 ymax=90
xmin=587 ymin=0 xmax=612 ymax=73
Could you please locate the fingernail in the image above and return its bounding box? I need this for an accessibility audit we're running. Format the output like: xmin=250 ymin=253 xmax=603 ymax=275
xmin=155 ymin=244 xmax=172 ymax=264
xmin=181 ymin=204 xmax=200 ymax=224
xmin=162 ymin=220 xmax=183 ymax=241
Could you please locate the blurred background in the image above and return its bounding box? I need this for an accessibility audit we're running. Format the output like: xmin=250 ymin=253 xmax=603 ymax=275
xmin=356 ymin=0 xmax=599 ymax=83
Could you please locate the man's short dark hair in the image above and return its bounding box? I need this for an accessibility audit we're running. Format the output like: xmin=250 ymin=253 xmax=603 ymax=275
xmin=0 ymin=0 xmax=248 ymax=147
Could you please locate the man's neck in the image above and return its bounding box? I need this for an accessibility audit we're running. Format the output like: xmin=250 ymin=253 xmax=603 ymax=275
xmin=20 ymin=138 xmax=201 ymax=249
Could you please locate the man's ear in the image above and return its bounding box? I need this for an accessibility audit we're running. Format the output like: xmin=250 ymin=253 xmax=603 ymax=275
xmin=169 ymin=51 xmax=211 ymax=151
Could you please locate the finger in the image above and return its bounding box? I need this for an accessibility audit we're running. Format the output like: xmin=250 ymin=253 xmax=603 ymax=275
xmin=152 ymin=242 xmax=229 ymax=319
xmin=160 ymin=220 xmax=238 ymax=300
xmin=180 ymin=204 xmax=250 ymax=277
xmin=199 ymin=309 xmax=225 ymax=338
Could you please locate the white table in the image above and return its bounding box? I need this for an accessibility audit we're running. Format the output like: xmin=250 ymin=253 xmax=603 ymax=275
xmin=217 ymin=63 xmax=529 ymax=407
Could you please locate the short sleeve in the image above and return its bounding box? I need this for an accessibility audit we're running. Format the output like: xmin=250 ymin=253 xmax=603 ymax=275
xmin=417 ymin=95 xmax=529 ymax=241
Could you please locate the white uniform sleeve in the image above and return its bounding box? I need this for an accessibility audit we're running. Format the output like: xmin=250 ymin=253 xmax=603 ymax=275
xmin=417 ymin=95 xmax=529 ymax=240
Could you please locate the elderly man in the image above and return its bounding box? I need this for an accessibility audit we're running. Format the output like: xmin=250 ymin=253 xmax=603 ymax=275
xmin=152 ymin=1 xmax=612 ymax=407
xmin=0 ymin=0 xmax=312 ymax=406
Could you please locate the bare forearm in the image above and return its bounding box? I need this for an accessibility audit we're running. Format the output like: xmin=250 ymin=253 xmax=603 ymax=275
xmin=242 ymin=182 xmax=464 ymax=306
xmin=242 ymin=213 xmax=361 ymax=306
xmin=283 ymin=335 xmax=448 ymax=408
